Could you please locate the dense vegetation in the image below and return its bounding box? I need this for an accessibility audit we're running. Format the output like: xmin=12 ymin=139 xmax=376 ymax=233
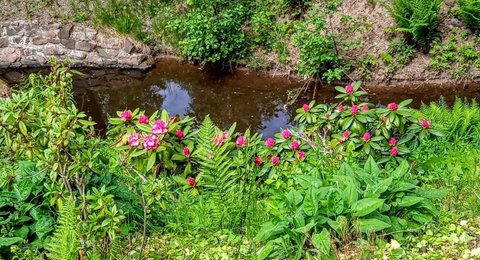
xmin=67 ymin=0 xmax=479 ymax=82
xmin=1 ymin=63 xmax=480 ymax=259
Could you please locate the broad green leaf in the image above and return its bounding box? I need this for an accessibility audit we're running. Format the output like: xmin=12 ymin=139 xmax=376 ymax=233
xmin=396 ymin=196 xmax=424 ymax=207
xmin=287 ymin=190 xmax=303 ymax=207
xmin=357 ymin=218 xmax=391 ymax=233
xmin=312 ymin=229 xmax=332 ymax=257
xmin=365 ymin=177 xmax=392 ymax=198
xmin=254 ymin=221 xmax=287 ymax=242
xmin=256 ymin=241 xmax=275 ymax=260
xmin=303 ymin=188 xmax=318 ymax=217
xmin=364 ymin=156 xmax=380 ymax=175
xmin=146 ymin=152 xmax=156 ymax=171
xmin=0 ymin=237 xmax=24 ymax=247
xmin=351 ymin=198 xmax=385 ymax=217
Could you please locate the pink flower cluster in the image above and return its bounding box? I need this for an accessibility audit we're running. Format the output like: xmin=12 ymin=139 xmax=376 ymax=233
xmin=152 ymin=120 xmax=168 ymax=135
xmin=121 ymin=110 xmax=132 ymax=122
xmin=419 ymin=118 xmax=431 ymax=129
xmin=213 ymin=131 xmax=229 ymax=146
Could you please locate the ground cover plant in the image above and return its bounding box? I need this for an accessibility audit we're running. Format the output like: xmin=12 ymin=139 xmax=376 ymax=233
xmin=2 ymin=62 xmax=480 ymax=259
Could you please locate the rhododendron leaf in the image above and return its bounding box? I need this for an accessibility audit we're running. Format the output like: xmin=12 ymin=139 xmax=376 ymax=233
xmin=18 ymin=121 xmax=28 ymax=136
xmin=130 ymin=149 xmax=147 ymax=158
xmin=160 ymin=110 xmax=169 ymax=121
xmin=184 ymin=163 xmax=192 ymax=175
xmin=335 ymin=86 xmax=346 ymax=93
xmin=399 ymin=99 xmax=413 ymax=107
xmin=79 ymin=120 xmax=96 ymax=126
xmin=429 ymin=129 xmax=444 ymax=137
xmin=147 ymin=153 xmax=156 ymax=171
xmin=171 ymin=154 xmax=186 ymax=161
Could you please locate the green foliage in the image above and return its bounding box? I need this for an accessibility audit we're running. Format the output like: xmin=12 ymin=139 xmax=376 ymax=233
xmin=388 ymin=0 xmax=443 ymax=46
xmin=0 ymin=161 xmax=53 ymax=258
xmin=382 ymin=37 xmax=416 ymax=76
xmin=293 ymin=4 xmax=343 ymax=81
xmin=46 ymin=198 xmax=79 ymax=260
xmin=93 ymin=0 xmax=145 ymax=40
xmin=255 ymin=157 xmax=442 ymax=259
xmin=457 ymin=0 xmax=480 ymax=32
xmin=358 ymin=54 xmax=379 ymax=81
xmin=429 ymin=32 xmax=480 ymax=79
xmin=167 ymin=2 xmax=249 ymax=64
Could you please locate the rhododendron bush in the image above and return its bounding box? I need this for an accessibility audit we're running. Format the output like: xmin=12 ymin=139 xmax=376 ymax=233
xmin=0 ymin=63 xmax=447 ymax=259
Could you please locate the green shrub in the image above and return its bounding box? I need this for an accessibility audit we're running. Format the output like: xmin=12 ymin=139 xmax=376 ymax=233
xmin=388 ymin=0 xmax=443 ymax=46
xmin=293 ymin=4 xmax=343 ymax=81
xmin=168 ymin=2 xmax=249 ymax=64
xmin=458 ymin=0 xmax=480 ymax=32
xmin=382 ymin=37 xmax=416 ymax=75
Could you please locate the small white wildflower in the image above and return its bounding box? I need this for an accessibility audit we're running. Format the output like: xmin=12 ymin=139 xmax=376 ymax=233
xmin=471 ymin=247 xmax=480 ymax=256
xmin=390 ymin=239 xmax=401 ymax=249
xmin=460 ymin=220 xmax=468 ymax=226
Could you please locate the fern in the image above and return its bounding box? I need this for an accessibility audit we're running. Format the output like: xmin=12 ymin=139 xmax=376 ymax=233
xmin=46 ymin=198 xmax=80 ymax=260
xmin=193 ymin=116 xmax=243 ymax=229
xmin=420 ymin=98 xmax=480 ymax=144
xmin=389 ymin=0 xmax=442 ymax=46
xmin=458 ymin=0 xmax=480 ymax=32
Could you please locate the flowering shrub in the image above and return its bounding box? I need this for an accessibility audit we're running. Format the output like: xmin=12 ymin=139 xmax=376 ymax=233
xmin=294 ymin=81 xmax=443 ymax=163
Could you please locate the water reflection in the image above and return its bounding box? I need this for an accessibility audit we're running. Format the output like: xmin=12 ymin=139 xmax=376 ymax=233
xmin=73 ymin=59 xmax=304 ymax=136
xmin=2 ymin=59 xmax=480 ymax=137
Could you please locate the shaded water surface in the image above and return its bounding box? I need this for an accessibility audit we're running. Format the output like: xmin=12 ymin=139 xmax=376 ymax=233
xmin=2 ymin=58 xmax=480 ymax=136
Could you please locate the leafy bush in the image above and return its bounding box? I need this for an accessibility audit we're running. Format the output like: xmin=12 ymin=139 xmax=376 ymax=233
xmin=382 ymin=37 xmax=416 ymax=75
xmin=255 ymin=157 xmax=443 ymax=259
xmin=293 ymin=4 xmax=343 ymax=81
xmin=388 ymin=0 xmax=443 ymax=46
xmin=457 ymin=0 xmax=480 ymax=32
xmin=168 ymin=2 xmax=249 ymax=64
xmin=0 ymin=161 xmax=54 ymax=257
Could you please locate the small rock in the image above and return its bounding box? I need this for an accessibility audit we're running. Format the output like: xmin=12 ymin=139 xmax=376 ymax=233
xmin=76 ymin=41 xmax=94 ymax=52
xmin=32 ymin=36 xmax=49 ymax=45
xmin=68 ymin=50 xmax=87 ymax=60
xmin=85 ymin=53 xmax=103 ymax=65
xmin=0 ymin=47 xmax=20 ymax=63
xmin=118 ymin=54 xmax=146 ymax=66
xmin=20 ymin=55 xmax=47 ymax=66
xmin=450 ymin=18 xmax=462 ymax=28
xmin=44 ymin=44 xmax=66 ymax=55
xmin=71 ymin=30 xmax=87 ymax=41
xmin=98 ymin=48 xmax=119 ymax=59
xmin=0 ymin=37 xmax=8 ymax=47
xmin=61 ymin=39 xmax=76 ymax=49
xmin=123 ymin=39 xmax=135 ymax=54
xmin=59 ymin=24 xmax=73 ymax=39
xmin=85 ymin=28 xmax=97 ymax=40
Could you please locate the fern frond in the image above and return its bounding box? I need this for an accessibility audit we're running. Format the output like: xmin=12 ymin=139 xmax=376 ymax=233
xmin=46 ymin=198 xmax=80 ymax=260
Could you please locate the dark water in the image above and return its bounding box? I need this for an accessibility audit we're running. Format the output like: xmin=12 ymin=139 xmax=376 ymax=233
xmin=2 ymin=58 xmax=480 ymax=137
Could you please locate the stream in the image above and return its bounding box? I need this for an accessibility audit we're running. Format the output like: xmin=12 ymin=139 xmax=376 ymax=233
xmin=2 ymin=58 xmax=480 ymax=137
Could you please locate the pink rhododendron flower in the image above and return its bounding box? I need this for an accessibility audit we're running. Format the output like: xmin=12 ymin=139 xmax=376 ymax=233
xmin=343 ymin=130 xmax=350 ymax=139
xmin=142 ymin=134 xmax=159 ymax=150
xmin=128 ymin=133 xmax=142 ymax=147
xmin=298 ymin=150 xmax=305 ymax=160
xmin=390 ymin=147 xmax=399 ymax=157
xmin=271 ymin=156 xmax=280 ymax=166
xmin=338 ymin=104 xmax=345 ymax=112
xmin=187 ymin=177 xmax=195 ymax=186
xmin=345 ymin=85 xmax=354 ymax=94
xmin=291 ymin=140 xmax=300 ymax=150
xmin=362 ymin=105 xmax=369 ymax=111
xmin=419 ymin=118 xmax=432 ymax=129
xmin=325 ymin=113 xmax=331 ymax=119
xmin=351 ymin=105 xmax=359 ymax=115
xmin=387 ymin=102 xmax=398 ymax=111
xmin=282 ymin=129 xmax=292 ymax=139
xmin=213 ymin=131 xmax=229 ymax=146
xmin=121 ymin=110 xmax=132 ymax=121
xmin=236 ymin=136 xmax=246 ymax=147
xmin=183 ymin=147 xmax=191 ymax=157
xmin=265 ymin=138 xmax=275 ymax=148
xmin=302 ymin=104 xmax=310 ymax=112
xmin=176 ymin=129 xmax=184 ymax=139
xmin=362 ymin=132 xmax=371 ymax=142
xmin=138 ymin=115 xmax=149 ymax=124
xmin=389 ymin=137 xmax=397 ymax=146
xmin=152 ymin=120 xmax=168 ymax=135
xmin=254 ymin=156 xmax=263 ymax=166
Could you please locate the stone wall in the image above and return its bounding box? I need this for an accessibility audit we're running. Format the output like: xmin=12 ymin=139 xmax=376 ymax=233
xmin=0 ymin=20 xmax=151 ymax=69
